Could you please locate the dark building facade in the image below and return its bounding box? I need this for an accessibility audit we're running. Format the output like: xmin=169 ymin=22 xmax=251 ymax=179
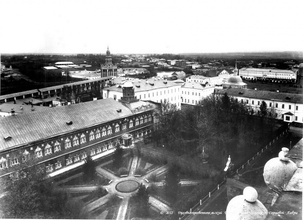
xmin=0 ymin=97 xmax=155 ymax=179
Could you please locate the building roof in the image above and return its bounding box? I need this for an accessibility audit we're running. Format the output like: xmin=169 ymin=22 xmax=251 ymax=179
xmin=0 ymin=103 xmax=48 ymax=114
xmin=240 ymin=68 xmax=295 ymax=74
xmin=0 ymin=99 xmax=133 ymax=151
xmin=43 ymin=66 xmax=58 ymax=70
xmin=225 ymin=76 xmax=247 ymax=86
xmin=106 ymin=78 xmax=180 ymax=93
xmin=216 ymin=88 xmax=303 ymax=104
xmin=182 ymin=82 xmax=215 ymax=90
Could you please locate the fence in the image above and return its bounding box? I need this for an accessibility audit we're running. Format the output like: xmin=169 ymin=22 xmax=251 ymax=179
xmin=179 ymin=127 xmax=289 ymax=220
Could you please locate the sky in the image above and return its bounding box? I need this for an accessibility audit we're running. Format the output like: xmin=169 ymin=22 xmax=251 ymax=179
xmin=0 ymin=0 xmax=302 ymax=54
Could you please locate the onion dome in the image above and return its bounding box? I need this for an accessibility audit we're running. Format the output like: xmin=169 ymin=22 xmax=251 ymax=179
xmin=263 ymin=148 xmax=297 ymax=193
xmin=227 ymin=76 xmax=244 ymax=84
xmin=226 ymin=186 xmax=268 ymax=220
xmin=123 ymin=81 xmax=133 ymax=88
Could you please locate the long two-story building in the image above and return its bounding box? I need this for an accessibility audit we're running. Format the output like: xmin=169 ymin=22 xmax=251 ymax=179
xmin=215 ymin=88 xmax=303 ymax=124
xmin=0 ymin=89 xmax=155 ymax=179
xmin=103 ymin=78 xmax=182 ymax=109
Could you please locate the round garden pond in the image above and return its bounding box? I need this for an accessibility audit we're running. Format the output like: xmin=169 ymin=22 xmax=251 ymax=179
xmin=115 ymin=180 xmax=140 ymax=193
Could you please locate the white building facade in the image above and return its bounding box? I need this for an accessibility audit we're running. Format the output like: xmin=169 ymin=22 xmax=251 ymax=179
xmin=239 ymin=68 xmax=297 ymax=83
xmin=103 ymin=78 xmax=182 ymax=109
xmin=215 ymin=88 xmax=303 ymax=124
xmin=181 ymin=83 xmax=215 ymax=105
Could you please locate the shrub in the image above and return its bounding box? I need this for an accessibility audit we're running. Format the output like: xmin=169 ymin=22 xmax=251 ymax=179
xmin=117 ymin=167 xmax=128 ymax=176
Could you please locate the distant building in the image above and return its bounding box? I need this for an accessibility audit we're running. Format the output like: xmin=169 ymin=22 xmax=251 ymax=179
xmin=239 ymin=68 xmax=297 ymax=83
xmin=100 ymin=47 xmax=118 ymax=78
xmin=186 ymin=71 xmax=231 ymax=86
xmin=181 ymin=82 xmax=215 ymax=105
xmin=103 ymin=77 xmax=182 ymax=109
xmin=215 ymin=88 xmax=303 ymax=124
xmin=157 ymin=71 xmax=186 ymax=80
xmin=118 ymin=68 xmax=149 ymax=76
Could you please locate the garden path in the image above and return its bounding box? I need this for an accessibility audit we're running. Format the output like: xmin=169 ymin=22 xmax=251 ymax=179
xmin=95 ymin=166 xmax=119 ymax=181
xmin=116 ymin=197 xmax=130 ymax=220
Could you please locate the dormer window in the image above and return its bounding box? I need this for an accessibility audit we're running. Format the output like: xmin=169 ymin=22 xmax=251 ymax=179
xmin=4 ymin=136 xmax=12 ymax=141
xmin=66 ymin=121 xmax=73 ymax=125
xmin=117 ymin=109 xmax=122 ymax=113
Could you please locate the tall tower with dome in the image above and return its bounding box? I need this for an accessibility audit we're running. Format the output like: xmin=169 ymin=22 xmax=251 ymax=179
xmin=100 ymin=47 xmax=118 ymax=78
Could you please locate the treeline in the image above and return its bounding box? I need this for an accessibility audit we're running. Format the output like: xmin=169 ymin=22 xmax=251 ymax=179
xmin=152 ymin=94 xmax=278 ymax=170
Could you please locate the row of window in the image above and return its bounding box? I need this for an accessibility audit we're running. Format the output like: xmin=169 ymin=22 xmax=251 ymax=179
xmin=183 ymin=98 xmax=198 ymax=105
xmin=239 ymin=98 xmax=300 ymax=111
xmin=2 ymin=128 xmax=152 ymax=173
xmin=139 ymin=87 xmax=180 ymax=99
xmin=0 ymin=115 xmax=152 ymax=170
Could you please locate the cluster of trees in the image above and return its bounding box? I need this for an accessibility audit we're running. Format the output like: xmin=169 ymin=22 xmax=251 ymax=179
xmin=152 ymin=94 xmax=277 ymax=170
xmin=0 ymin=166 xmax=69 ymax=218
xmin=130 ymin=184 xmax=150 ymax=218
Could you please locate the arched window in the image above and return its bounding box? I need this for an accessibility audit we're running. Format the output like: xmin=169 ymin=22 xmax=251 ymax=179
xmin=96 ymin=129 xmax=101 ymax=139
xmin=89 ymin=131 xmax=95 ymax=141
xmin=73 ymin=136 xmax=79 ymax=146
xmin=107 ymin=126 xmax=112 ymax=135
xmin=54 ymin=141 xmax=61 ymax=153
xmin=74 ymin=155 xmax=80 ymax=162
xmin=90 ymin=149 xmax=96 ymax=156
xmin=10 ymin=157 xmax=19 ymax=167
xmin=102 ymin=127 xmax=107 ymax=137
xmin=65 ymin=138 xmax=71 ymax=149
xmin=135 ymin=118 xmax=140 ymax=126
xmin=122 ymin=122 xmax=127 ymax=130
xmin=80 ymin=134 xmax=86 ymax=144
xmin=129 ymin=120 xmax=133 ymax=128
xmin=81 ymin=152 xmax=87 ymax=160
xmin=45 ymin=144 xmax=52 ymax=156
xmin=115 ymin=123 xmax=120 ymax=132
xmin=46 ymin=164 xmax=53 ymax=173
xmin=22 ymin=150 xmax=30 ymax=162
xmin=0 ymin=157 xmax=8 ymax=170
xmin=35 ymin=147 xmax=43 ymax=158
xmin=140 ymin=117 xmax=144 ymax=124
xmin=66 ymin=157 xmax=73 ymax=165
xmin=55 ymin=161 xmax=62 ymax=170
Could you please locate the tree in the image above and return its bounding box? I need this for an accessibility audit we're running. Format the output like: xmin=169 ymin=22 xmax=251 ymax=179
xmin=82 ymin=155 xmax=96 ymax=183
xmin=259 ymin=101 xmax=268 ymax=117
xmin=1 ymin=165 xmax=69 ymax=218
xmin=165 ymin=165 xmax=180 ymax=204
xmin=113 ymin=144 xmax=123 ymax=169
xmin=133 ymin=184 xmax=149 ymax=217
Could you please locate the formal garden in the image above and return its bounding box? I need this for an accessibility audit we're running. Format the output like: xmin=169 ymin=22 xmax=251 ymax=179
xmin=0 ymin=93 xmax=286 ymax=220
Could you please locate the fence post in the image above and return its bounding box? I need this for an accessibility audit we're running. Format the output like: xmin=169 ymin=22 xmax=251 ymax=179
xmin=217 ymin=184 xmax=220 ymax=190
xmin=200 ymin=199 xmax=202 ymax=205
xmin=190 ymin=208 xmax=192 ymax=213
xmin=209 ymin=192 xmax=211 ymax=197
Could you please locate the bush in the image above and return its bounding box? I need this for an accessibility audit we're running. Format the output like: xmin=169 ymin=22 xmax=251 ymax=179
xmin=135 ymin=168 xmax=146 ymax=176
xmin=117 ymin=167 xmax=128 ymax=176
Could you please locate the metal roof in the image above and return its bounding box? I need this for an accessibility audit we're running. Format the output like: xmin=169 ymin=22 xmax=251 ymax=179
xmin=216 ymin=88 xmax=303 ymax=104
xmin=0 ymin=99 xmax=133 ymax=151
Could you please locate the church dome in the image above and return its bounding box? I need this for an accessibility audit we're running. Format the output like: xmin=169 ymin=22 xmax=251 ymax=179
xmin=263 ymin=148 xmax=297 ymax=193
xmin=227 ymin=76 xmax=244 ymax=85
xmin=123 ymin=81 xmax=133 ymax=88
xmin=226 ymin=186 xmax=268 ymax=220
